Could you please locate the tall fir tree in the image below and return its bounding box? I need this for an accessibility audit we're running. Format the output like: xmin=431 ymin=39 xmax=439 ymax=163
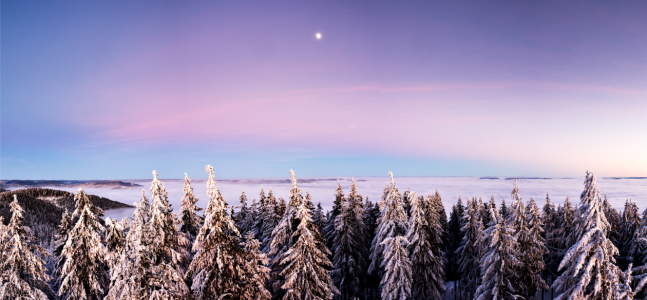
xmin=267 ymin=170 xmax=308 ymax=298
xmin=179 ymin=173 xmax=203 ymax=245
xmin=58 ymin=189 xmax=109 ymax=300
xmin=239 ymin=232 xmax=272 ymax=300
xmin=105 ymin=217 xmax=126 ymax=271
xmin=106 ymin=190 xmax=151 ymax=300
xmin=619 ymin=199 xmax=641 ymax=270
xmin=0 ymin=195 xmax=52 ymax=300
xmin=445 ymin=196 xmax=465 ymax=283
xmin=279 ymin=170 xmax=336 ymax=300
xmin=499 ymin=198 xmax=508 ymax=220
xmin=260 ymin=188 xmax=280 ymax=252
xmin=406 ymin=191 xmax=445 ymax=299
xmin=51 ymin=209 xmax=73 ymax=293
xmin=235 ymin=191 xmax=252 ymax=234
xmin=252 ymin=186 xmax=268 ymax=244
xmin=457 ymin=197 xmax=483 ymax=300
xmin=552 ymin=171 xmax=621 ymax=300
xmin=144 ymin=171 xmax=190 ymax=299
xmin=368 ymin=172 xmax=408 ymax=286
xmin=542 ymin=194 xmax=559 ymax=275
xmin=312 ymin=202 xmax=327 ymax=236
xmin=363 ymin=197 xmax=381 ymax=300
xmin=474 ymin=211 xmax=522 ymax=300
xmin=187 ymin=165 xmax=243 ymax=299
xmin=603 ymin=195 xmax=622 ymax=249
xmin=332 ymin=178 xmax=366 ymax=300
xmin=379 ymin=236 xmax=412 ymax=300
xmin=521 ymin=197 xmax=548 ymax=299
xmin=325 ymin=181 xmax=345 ymax=256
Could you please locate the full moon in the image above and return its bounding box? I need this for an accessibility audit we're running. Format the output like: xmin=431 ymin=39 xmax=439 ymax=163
xmin=316 ymin=33 xmax=322 ymax=39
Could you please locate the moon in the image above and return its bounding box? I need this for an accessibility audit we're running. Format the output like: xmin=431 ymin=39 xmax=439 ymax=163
xmin=316 ymin=33 xmax=322 ymax=40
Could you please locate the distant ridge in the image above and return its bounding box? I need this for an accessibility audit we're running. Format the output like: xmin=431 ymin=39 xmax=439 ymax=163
xmin=0 ymin=180 xmax=142 ymax=189
xmin=479 ymin=177 xmax=501 ymax=180
xmin=603 ymin=177 xmax=647 ymax=180
xmin=504 ymin=177 xmax=552 ymax=180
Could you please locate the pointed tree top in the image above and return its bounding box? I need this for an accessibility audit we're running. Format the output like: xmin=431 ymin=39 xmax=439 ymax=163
xmin=184 ymin=172 xmax=189 ymax=180
xmin=205 ymin=164 xmax=213 ymax=174
xmin=289 ymin=169 xmax=297 ymax=186
xmin=153 ymin=170 xmax=158 ymax=179
xmin=388 ymin=171 xmax=394 ymax=185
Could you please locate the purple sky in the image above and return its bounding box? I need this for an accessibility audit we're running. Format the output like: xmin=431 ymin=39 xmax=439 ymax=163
xmin=3 ymin=1 xmax=647 ymax=179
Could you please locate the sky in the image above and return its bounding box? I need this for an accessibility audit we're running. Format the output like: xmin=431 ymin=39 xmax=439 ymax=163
xmin=2 ymin=1 xmax=647 ymax=180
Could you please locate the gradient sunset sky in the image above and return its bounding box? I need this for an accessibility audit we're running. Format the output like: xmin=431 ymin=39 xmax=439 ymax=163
xmin=2 ymin=1 xmax=647 ymax=179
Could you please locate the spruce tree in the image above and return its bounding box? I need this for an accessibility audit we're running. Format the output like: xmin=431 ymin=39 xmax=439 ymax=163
xmin=499 ymin=199 xmax=508 ymax=219
xmin=179 ymin=173 xmax=203 ymax=245
xmin=235 ymin=191 xmax=251 ymax=234
xmin=105 ymin=189 xmax=152 ymax=300
xmin=0 ymin=195 xmax=52 ymax=300
xmin=51 ymin=209 xmax=73 ymax=293
xmin=474 ymin=214 xmax=522 ymax=300
xmin=542 ymin=194 xmax=559 ymax=275
xmin=619 ymin=199 xmax=641 ymax=270
xmin=457 ymin=197 xmax=483 ymax=300
xmin=187 ymin=165 xmax=243 ymax=299
xmin=368 ymin=172 xmax=408 ymax=282
xmin=406 ymin=191 xmax=445 ymax=299
xmin=280 ymin=181 xmax=336 ymax=300
xmin=252 ymin=186 xmax=268 ymax=244
xmin=239 ymin=231 xmax=272 ymax=300
xmin=58 ymin=189 xmax=108 ymax=300
xmin=363 ymin=197 xmax=381 ymax=300
xmin=325 ymin=181 xmax=345 ymax=255
xmin=603 ymin=195 xmax=622 ymax=249
xmin=105 ymin=217 xmax=126 ymax=271
xmin=445 ymin=196 xmax=465 ymax=283
xmin=267 ymin=170 xmax=308 ymax=298
xmin=380 ymin=236 xmax=412 ymax=300
xmin=144 ymin=171 xmax=190 ymax=299
xmin=332 ymin=178 xmax=366 ymax=300
xmin=260 ymin=187 xmax=280 ymax=252
xmin=521 ymin=197 xmax=548 ymax=299
xmin=312 ymin=202 xmax=327 ymax=235
xmin=553 ymin=171 xmax=621 ymax=300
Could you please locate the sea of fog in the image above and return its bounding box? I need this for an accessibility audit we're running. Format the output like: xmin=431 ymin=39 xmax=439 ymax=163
xmin=33 ymin=176 xmax=647 ymax=221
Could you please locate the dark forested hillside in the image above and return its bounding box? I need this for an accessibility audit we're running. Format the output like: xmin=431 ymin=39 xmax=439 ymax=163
xmin=0 ymin=188 xmax=133 ymax=246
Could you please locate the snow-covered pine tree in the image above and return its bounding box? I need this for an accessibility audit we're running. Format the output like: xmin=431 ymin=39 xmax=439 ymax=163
xmin=105 ymin=188 xmax=152 ymax=300
xmin=252 ymin=186 xmax=268 ymax=244
xmin=552 ymin=171 xmax=621 ymax=300
xmin=474 ymin=212 xmax=522 ymax=300
xmin=445 ymin=196 xmax=465 ymax=283
xmin=0 ymin=195 xmax=52 ymax=300
xmin=542 ymin=194 xmax=559 ymax=275
xmin=505 ymin=182 xmax=529 ymax=296
xmin=58 ymin=189 xmax=109 ymax=300
xmin=51 ymin=209 xmax=73 ymax=293
xmin=332 ymin=178 xmax=367 ymax=300
xmin=619 ymin=199 xmax=641 ymax=270
xmin=379 ymin=236 xmax=412 ymax=300
xmin=481 ymin=197 xmax=493 ymax=229
xmin=406 ymin=191 xmax=445 ymax=299
xmin=557 ymin=196 xmax=575 ymax=251
xmin=267 ymin=170 xmax=308 ymax=298
xmin=105 ymin=217 xmax=126 ymax=270
xmin=363 ymin=197 xmax=381 ymax=300
xmin=312 ymin=202 xmax=327 ymax=235
xmin=435 ymin=191 xmax=449 ymax=250
xmin=260 ymin=188 xmax=280 ymax=252
xmin=629 ymin=207 xmax=647 ymax=272
xmin=279 ymin=170 xmax=336 ymax=300
xmin=276 ymin=197 xmax=287 ymax=219
xmin=402 ymin=187 xmax=412 ymax=217
xmin=239 ymin=231 xmax=272 ymax=300
xmin=520 ymin=197 xmax=548 ymax=299
xmin=457 ymin=197 xmax=483 ymax=300
xmin=235 ymin=190 xmax=251 ymax=233
xmin=243 ymin=197 xmax=259 ymax=237
xmin=499 ymin=198 xmax=508 ymax=219
xmin=0 ymin=216 xmax=7 ymax=264
xmin=143 ymin=170 xmax=189 ymax=299
xmin=325 ymin=181 xmax=345 ymax=256
xmin=187 ymin=166 xmax=243 ymax=299
xmin=603 ymin=195 xmax=622 ymax=249
xmin=368 ymin=172 xmax=408 ymax=282
xmin=615 ymin=263 xmax=647 ymax=300
xmin=179 ymin=173 xmax=203 ymax=245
